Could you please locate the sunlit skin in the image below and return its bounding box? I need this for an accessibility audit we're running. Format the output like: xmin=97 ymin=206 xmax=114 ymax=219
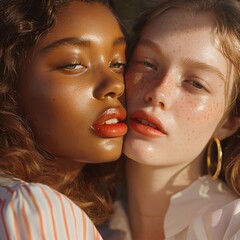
xmin=19 ymin=1 xmax=127 ymax=173
xmin=124 ymin=10 xmax=230 ymax=168
xmin=123 ymin=9 xmax=236 ymax=240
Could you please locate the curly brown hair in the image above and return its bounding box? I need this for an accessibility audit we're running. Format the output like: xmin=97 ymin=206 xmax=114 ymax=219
xmin=0 ymin=0 xmax=123 ymax=225
xmin=127 ymin=0 xmax=240 ymax=196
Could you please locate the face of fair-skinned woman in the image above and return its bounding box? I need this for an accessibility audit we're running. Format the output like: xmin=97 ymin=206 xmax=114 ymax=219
xmin=19 ymin=1 xmax=127 ymax=173
xmin=124 ymin=9 xmax=233 ymax=171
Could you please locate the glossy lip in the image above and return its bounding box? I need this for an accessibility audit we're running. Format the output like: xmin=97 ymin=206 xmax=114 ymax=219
xmin=130 ymin=110 xmax=167 ymax=137
xmin=92 ymin=106 xmax=128 ymax=138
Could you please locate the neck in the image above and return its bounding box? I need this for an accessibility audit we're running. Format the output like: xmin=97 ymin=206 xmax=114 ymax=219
xmin=125 ymin=157 xmax=202 ymax=240
xmin=54 ymin=157 xmax=85 ymax=179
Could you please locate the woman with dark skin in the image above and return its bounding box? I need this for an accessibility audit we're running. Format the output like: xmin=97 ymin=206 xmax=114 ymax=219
xmin=102 ymin=0 xmax=240 ymax=239
xmin=0 ymin=0 xmax=127 ymax=238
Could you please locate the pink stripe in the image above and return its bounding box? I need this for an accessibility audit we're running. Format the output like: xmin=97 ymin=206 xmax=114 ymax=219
xmin=22 ymin=185 xmax=46 ymax=239
xmin=39 ymin=186 xmax=58 ymax=240
xmin=95 ymin=228 xmax=101 ymax=240
xmin=67 ymin=199 xmax=78 ymax=239
xmin=80 ymin=208 xmax=87 ymax=240
xmin=20 ymin=191 xmax=32 ymax=240
xmin=10 ymin=200 xmax=20 ymax=240
xmin=58 ymin=194 xmax=71 ymax=239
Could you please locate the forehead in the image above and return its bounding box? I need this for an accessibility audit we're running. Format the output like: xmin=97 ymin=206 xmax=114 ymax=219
xmin=141 ymin=9 xmax=215 ymax=47
xmin=38 ymin=1 xmax=123 ymax=47
xmin=140 ymin=9 xmax=228 ymax=78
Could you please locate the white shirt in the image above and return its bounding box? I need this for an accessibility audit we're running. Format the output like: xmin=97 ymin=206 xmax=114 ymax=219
xmin=0 ymin=175 xmax=102 ymax=240
xmin=102 ymin=176 xmax=240 ymax=240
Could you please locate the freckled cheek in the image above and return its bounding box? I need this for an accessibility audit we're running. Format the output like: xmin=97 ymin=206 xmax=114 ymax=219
xmin=125 ymin=71 xmax=154 ymax=103
xmin=175 ymin=98 xmax=225 ymax=131
xmin=171 ymin=103 xmax=224 ymax=158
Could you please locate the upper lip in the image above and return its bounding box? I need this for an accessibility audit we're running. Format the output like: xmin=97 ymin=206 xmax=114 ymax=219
xmin=131 ymin=110 xmax=167 ymax=134
xmin=93 ymin=106 xmax=126 ymax=125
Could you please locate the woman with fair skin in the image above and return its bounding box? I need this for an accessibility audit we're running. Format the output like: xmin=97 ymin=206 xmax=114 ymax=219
xmin=0 ymin=0 xmax=127 ymax=239
xmin=102 ymin=0 xmax=240 ymax=239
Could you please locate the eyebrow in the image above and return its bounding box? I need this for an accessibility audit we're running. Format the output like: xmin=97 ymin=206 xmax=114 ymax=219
xmin=39 ymin=36 xmax=126 ymax=53
xmin=138 ymin=39 xmax=225 ymax=81
xmin=137 ymin=39 xmax=166 ymax=57
xmin=113 ymin=37 xmax=126 ymax=46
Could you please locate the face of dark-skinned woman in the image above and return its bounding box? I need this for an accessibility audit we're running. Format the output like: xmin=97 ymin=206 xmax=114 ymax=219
xmin=19 ymin=1 xmax=127 ymax=170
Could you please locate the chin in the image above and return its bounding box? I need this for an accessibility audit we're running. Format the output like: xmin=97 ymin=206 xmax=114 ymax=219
xmin=123 ymin=139 xmax=157 ymax=164
xmin=91 ymin=151 xmax=122 ymax=163
xmin=92 ymin=138 xmax=123 ymax=163
xmin=102 ymin=148 xmax=122 ymax=162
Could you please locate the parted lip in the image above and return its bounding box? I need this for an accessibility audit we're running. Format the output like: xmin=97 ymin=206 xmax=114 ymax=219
xmin=131 ymin=110 xmax=167 ymax=135
xmin=93 ymin=106 xmax=126 ymax=125
xmin=92 ymin=106 xmax=127 ymax=138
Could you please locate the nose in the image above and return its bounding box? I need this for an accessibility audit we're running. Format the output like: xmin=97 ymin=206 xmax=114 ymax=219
xmin=144 ymin=74 xmax=173 ymax=109
xmin=93 ymin=69 xmax=124 ymax=100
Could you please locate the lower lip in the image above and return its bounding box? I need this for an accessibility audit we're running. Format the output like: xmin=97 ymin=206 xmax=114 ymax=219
xmin=130 ymin=120 xmax=166 ymax=138
xmin=92 ymin=123 xmax=128 ymax=138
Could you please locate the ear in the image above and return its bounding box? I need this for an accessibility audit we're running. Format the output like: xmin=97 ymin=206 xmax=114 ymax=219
xmin=215 ymin=116 xmax=240 ymax=140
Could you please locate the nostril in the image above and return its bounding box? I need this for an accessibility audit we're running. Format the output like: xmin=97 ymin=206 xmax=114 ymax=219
xmin=145 ymin=95 xmax=153 ymax=103
xmin=105 ymin=92 xmax=116 ymax=98
xmin=93 ymin=81 xmax=124 ymax=99
xmin=144 ymin=90 xmax=166 ymax=108
xmin=103 ymin=83 xmax=124 ymax=99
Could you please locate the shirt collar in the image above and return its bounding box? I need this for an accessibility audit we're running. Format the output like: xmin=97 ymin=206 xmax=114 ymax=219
xmin=164 ymin=175 xmax=236 ymax=238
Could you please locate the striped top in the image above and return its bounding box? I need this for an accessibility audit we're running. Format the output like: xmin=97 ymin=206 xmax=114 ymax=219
xmin=0 ymin=175 xmax=103 ymax=240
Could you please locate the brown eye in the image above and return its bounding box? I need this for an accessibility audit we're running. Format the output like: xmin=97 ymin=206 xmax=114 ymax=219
xmin=139 ymin=60 xmax=158 ymax=71
xmin=61 ymin=63 xmax=85 ymax=70
xmin=188 ymin=80 xmax=204 ymax=90
xmin=192 ymin=81 xmax=204 ymax=89
xmin=110 ymin=61 xmax=126 ymax=73
xmin=56 ymin=62 xmax=87 ymax=75
xmin=143 ymin=61 xmax=154 ymax=68
xmin=183 ymin=78 xmax=210 ymax=94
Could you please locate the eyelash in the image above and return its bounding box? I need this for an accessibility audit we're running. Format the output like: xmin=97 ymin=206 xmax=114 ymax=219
xmin=132 ymin=56 xmax=211 ymax=93
xmin=189 ymin=80 xmax=204 ymax=89
xmin=110 ymin=61 xmax=127 ymax=73
xmin=57 ymin=61 xmax=126 ymax=72
xmin=138 ymin=60 xmax=158 ymax=71
xmin=58 ymin=62 xmax=85 ymax=70
xmin=184 ymin=79 xmax=209 ymax=92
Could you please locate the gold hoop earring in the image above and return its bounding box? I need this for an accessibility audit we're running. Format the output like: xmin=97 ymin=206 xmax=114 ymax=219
xmin=207 ymin=137 xmax=222 ymax=180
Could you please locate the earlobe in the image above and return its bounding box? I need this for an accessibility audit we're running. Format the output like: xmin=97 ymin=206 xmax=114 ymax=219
xmin=216 ymin=116 xmax=240 ymax=140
